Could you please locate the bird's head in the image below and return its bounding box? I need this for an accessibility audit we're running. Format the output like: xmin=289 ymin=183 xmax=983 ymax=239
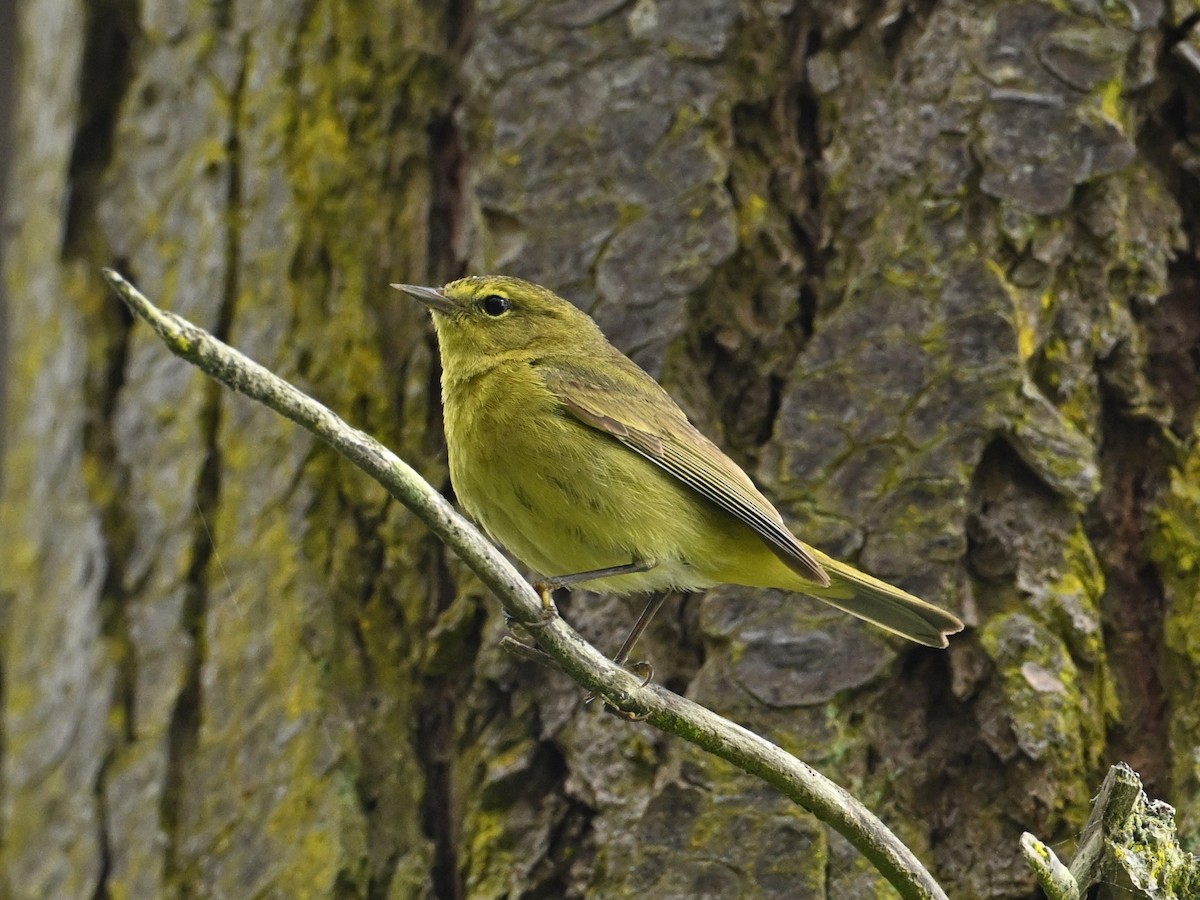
xmin=394 ymin=275 xmax=605 ymax=364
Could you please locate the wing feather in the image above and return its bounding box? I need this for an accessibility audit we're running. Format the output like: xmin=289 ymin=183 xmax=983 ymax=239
xmin=545 ymin=365 xmax=830 ymax=587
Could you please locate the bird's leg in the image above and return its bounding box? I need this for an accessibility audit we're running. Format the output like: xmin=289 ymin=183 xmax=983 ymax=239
xmin=538 ymin=559 xmax=656 ymax=593
xmin=524 ymin=559 xmax=655 ymax=628
xmin=584 ymin=590 xmax=675 ymax=709
xmin=518 ymin=559 xmax=669 ymax=718
xmin=611 ymin=591 xmax=672 ymax=669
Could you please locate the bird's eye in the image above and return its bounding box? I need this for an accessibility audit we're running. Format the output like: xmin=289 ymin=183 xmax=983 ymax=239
xmin=481 ymin=295 xmax=511 ymax=316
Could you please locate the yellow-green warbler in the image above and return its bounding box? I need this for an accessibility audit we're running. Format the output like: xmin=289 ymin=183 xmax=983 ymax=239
xmin=396 ymin=276 xmax=962 ymax=666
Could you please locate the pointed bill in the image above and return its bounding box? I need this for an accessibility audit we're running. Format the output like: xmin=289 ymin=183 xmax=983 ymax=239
xmin=391 ymin=283 xmax=457 ymax=314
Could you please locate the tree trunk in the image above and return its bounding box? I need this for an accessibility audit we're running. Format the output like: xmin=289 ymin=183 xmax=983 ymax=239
xmin=2 ymin=1 xmax=1197 ymax=897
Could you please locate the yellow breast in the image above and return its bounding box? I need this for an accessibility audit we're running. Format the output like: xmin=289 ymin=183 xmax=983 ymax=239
xmin=440 ymin=361 xmax=801 ymax=593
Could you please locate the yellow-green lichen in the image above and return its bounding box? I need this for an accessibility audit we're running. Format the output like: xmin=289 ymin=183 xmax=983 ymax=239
xmin=1148 ymin=422 xmax=1200 ymax=846
xmin=980 ymin=613 xmax=1094 ymax=820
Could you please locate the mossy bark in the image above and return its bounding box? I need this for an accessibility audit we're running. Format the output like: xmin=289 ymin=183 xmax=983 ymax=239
xmin=2 ymin=1 xmax=1198 ymax=898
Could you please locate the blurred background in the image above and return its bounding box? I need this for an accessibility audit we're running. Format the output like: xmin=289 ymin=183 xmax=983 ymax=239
xmin=2 ymin=1 xmax=1199 ymax=897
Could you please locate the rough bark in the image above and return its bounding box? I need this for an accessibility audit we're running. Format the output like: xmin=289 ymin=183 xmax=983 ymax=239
xmin=2 ymin=1 xmax=1198 ymax=898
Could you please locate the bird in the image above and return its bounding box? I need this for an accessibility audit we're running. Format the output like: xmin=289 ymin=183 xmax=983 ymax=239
xmin=395 ymin=275 xmax=963 ymax=668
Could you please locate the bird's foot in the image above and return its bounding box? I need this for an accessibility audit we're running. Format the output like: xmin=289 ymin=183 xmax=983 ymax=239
xmin=584 ymin=659 xmax=655 ymax=714
xmin=515 ymin=582 xmax=560 ymax=629
xmin=605 ymin=704 xmax=652 ymax=722
xmin=627 ymin=660 xmax=654 ymax=687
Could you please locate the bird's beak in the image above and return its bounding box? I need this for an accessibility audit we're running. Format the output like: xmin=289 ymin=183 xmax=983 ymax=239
xmin=391 ymin=283 xmax=457 ymax=314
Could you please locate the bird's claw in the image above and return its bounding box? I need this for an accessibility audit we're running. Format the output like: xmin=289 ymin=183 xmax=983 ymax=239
xmin=505 ymin=584 xmax=559 ymax=631
xmin=605 ymin=704 xmax=651 ymax=722
xmin=503 ymin=610 xmax=556 ymax=635
xmin=583 ymin=659 xmax=655 ymax=714
xmin=627 ymin=660 xmax=654 ymax=687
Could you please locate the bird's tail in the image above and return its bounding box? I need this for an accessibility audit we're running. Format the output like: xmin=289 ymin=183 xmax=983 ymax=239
xmin=802 ymin=551 xmax=963 ymax=648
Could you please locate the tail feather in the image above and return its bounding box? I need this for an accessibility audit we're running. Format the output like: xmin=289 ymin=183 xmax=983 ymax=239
xmin=804 ymin=552 xmax=963 ymax=648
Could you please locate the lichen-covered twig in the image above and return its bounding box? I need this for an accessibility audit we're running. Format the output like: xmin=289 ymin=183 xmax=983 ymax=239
xmin=1023 ymin=763 xmax=1200 ymax=898
xmin=102 ymin=267 xmax=949 ymax=900
xmin=1019 ymin=832 xmax=1078 ymax=900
